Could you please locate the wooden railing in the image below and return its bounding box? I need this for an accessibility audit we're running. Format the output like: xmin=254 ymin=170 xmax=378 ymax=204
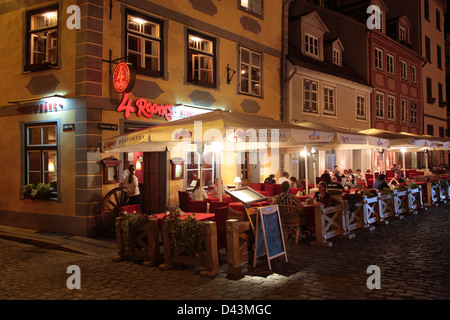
xmin=226 ymin=219 xmax=252 ymax=276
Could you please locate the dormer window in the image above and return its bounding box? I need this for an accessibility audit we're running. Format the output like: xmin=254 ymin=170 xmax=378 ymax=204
xmin=332 ymin=49 xmax=341 ymax=66
xmin=399 ymin=26 xmax=407 ymax=42
xmin=305 ymin=33 xmax=319 ymax=57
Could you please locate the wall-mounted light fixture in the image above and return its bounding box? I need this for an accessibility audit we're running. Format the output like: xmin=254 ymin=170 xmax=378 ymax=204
xmin=226 ymin=64 xmax=236 ymax=84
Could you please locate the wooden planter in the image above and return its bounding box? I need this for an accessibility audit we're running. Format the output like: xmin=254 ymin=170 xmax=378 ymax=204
xmin=378 ymin=193 xmax=395 ymax=222
xmin=159 ymin=220 xmax=219 ymax=278
xmin=408 ymin=187 xmax=423 ymax=214
xmin=343 ymin=201 xmax=364 ymax=235
xmin=425 ymin=182 xmax=440 ymax=207
xmin=112 ymin=217 xmax=160 ymax=266
xmin=226 ymin=219 xmax=251 ymax=276
xmin=363 ymin=195 xmax=380 ymax=228
xmin=311 ymin=204 xmax=345 ymax=247
xmin=394 ymin=189 xmax=409 ymax=217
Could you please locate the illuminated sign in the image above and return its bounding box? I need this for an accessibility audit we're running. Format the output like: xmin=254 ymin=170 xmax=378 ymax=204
xmin=117 ymin=92 xmax=174 ymax=121
xmin=17 ymin=101 xmax=63 ymax=114
xmin=112 ymin=62 xmax=136 ymax=93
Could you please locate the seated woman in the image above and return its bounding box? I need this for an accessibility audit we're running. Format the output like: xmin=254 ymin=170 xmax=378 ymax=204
xmin=213 ymin=178 xmax=228 ymax=194
xmin=313 ymin=182 xmax=332 ymax=204
xmin=192 ymin=179 xmax=208 ymax=201
xmin=343 ymin=174 xmax=358 ymax=189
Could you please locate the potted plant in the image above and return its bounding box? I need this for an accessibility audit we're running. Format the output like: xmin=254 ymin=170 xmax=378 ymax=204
xmin=33 ymin=183 xmax=52 ymax=200
xmin=342 ymin=192 xmax=364 ymax=214
xmin=120 ymin=213 xmax=152 ymax=260
xmin=362 ymin=189 xmax=379 ymax=199
xmin=22 ymin=184 xmax=35 ymax=199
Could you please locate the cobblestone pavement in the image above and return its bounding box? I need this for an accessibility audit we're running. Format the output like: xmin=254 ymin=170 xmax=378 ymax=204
xmin=0 ymin=204 xmax=449 ymax=301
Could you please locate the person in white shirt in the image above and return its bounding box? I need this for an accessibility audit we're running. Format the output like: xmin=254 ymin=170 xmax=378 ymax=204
xmin=277 ymin=172 xmax=290 ymax=184
xmin=213 ymin=178 xmax=228 ymax=195
xmin=192 ymin=179 xmax=208 ymax=201
xmin=122 ymin=160 xmax=130 ymax=182
xmin=121 ymin=164 xmax=142 ymax=209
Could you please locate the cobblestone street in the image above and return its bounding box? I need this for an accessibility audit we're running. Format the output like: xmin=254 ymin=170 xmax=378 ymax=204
xmin=0 ymin=204 xmax=449 ymax=301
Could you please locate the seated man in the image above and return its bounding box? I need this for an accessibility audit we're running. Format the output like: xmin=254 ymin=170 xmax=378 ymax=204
xmin=373 ymin=174 xmax=389 ymax=191
xmin=264 ymin=174 xmax=276 ymax=184
xmin=327 ymin=176 xmax=344 ymax=190
xmin=272 ymin=181 xmax=304 ymax=211
xmin=388 ymin=171 xmax=405 ymax=187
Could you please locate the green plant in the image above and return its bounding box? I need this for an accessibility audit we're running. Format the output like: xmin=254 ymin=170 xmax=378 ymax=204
xmin=120 ymin=213 xmax=151 ymax=259
xmin=381 ymin=187 xmax=393 ymax=196
xmin=23 ymin=184 xmax=35 ymax=195
xmin=408 ymin=182 xmax=419 ymax=189
xmin=342 ymin=192 xmax=364 ymax=214
xmin=163 ymin=213 xmax=206 ymax=257
xmin=363 ymin=189 xmax=378 ymax=199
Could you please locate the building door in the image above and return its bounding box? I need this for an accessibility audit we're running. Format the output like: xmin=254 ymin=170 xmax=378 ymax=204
xmin=143 ymin=151 xmax=167 ymax=214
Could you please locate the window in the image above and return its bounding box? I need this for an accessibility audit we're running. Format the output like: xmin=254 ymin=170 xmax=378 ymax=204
xmin=240 ymin=0 xmax=262 ymax=16
xmin=332 ymin=48 xmax=341 ymax=66
xmin=387 ymin=53 xmax=395 ymax=75
xmin=426 ymin=77 xmax=433 ymax=101
xmin=376 ymin=92 xmax=384 ymax=119
xmin=410 ymin=101 xmax=418 ymax=125
xmin=437 ymin=45 xmax=442 ymax=69
xmin=126 ymin=12 xmax=163 ymax=77
xmin=239 ymin=47 xmax=262 ymax=97
xmin=375 ymin=47 xmax=383 ymax=70
xmin=25 ymin=123 xmax=58 ymax=197
xmin=410 ymin=65 xmax=417 ymax=83
xmin=427 ymin=124 xmax=434 ymax=136
xmin=25 ymin=7 xmax=58 ymax=71
xmin=400 ymin=60 xmax=408 ymax=80
xmin=323 ymin=86 xmax=336 ymax=116
xmin=356 ymin=94 xmax=366 ymax=120
xmin=438 ymin=83 xmax=443 ymax=104
xmin=305 ymin=33 xmax=319 ymax=58
xmin=303 ymin=79 xmax=318 ymax=113
xmin=186 ymin=152 xmax=216 ymax=187
xmin=387 ymin=95 xmax=395 ymax=121
xmin=436 ymin=9 xmax=441 ymax=30
xmin=399 ymin=26 xmax=408 ymax=42
xmin=424 ymin=0 xmax=429 ymax=20
xmin=439 ymin=127 xmax=445 ymax=138
xmin=401 ymin=98 xmax=408 ymax=123
xmin=187 ymin=31 xmax=216 ymax=87
xmin=425 ymin=36 xmax=431 ymax=62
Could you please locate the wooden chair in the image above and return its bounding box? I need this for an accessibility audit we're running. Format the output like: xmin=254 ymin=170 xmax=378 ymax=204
xmin=189 ymin=200 xmax=208 ymax=213
xmin=178 ymin=191 xmax=190 ymax=212
xmin=214 ymin=206 xmax=229 ymax=251
xmin=277 ymin=204 xmax=310 ymax=244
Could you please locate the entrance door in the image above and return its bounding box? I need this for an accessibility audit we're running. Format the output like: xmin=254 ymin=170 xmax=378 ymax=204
xmin=143 ymin=151 xmax=167 ymax=214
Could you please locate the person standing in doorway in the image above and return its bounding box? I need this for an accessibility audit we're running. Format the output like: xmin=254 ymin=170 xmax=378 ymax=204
xmin=122 ymin=164 xmax=142 ymax=210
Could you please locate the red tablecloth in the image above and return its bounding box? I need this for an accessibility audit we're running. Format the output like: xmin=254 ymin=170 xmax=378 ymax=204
xmin=154 ymin=212 xmax=215 ymax=228
xmin=207 ymin=195 xmax=232 ymax=203
xmin=296 ymin=196 xmax=310 ymax=203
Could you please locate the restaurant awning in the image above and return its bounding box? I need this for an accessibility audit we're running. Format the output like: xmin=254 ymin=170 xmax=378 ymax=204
xmin=102 ymin=109 xmax=337 ymax=153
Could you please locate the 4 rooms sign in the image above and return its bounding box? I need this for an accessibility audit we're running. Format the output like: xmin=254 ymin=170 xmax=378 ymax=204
xmin=113 ymin=62 xmax=174 ymax=121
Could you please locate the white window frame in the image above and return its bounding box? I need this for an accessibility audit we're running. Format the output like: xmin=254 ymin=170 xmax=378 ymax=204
xmin=410 ymin=65 xmax=417 ymax=83
xmin=400 ymin=60 xmax=408 ymax=80
xmin=305 ymin=33 xmax=319 ymax=58
xmin=332 ymin=48 xmax=341 ymax=66
xmin=399 ymin=25 xmax=408 ymax=42
xmin=410 ymin=101 xmax=418 ymax=125
xmin=356 ymin=93 xmax=366 ymax=120
xmin=376 ymin=92 xmax=385 ymax=119
xmin=28 ymin=9 xmax=58 ymax=66
xmin=187 ymin=31 xmax=216 ymax=87
xmin=375 ymin=47 xmax=383 ymax=70
xmin=387 ymin=95 xmax=395 ymax=121
xmin=401 ymin=98 xmax=408 ymax=124
xmin=386 ymin=53 xmax=395 ymax=75
xmin=126 ymin=13 xmax=162 ymax=75
xmin=323 ymin=85 xmax=336 ymax=116
xmin=239 ymin=46 xmax=262 ymax=97
xmin=240 ymin=0 xmax=262 ymax=16
xmin=303 ymin=78 xmax=319 ymax=114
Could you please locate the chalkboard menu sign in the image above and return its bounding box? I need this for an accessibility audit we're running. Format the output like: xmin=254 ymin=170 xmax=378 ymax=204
xmin=253 ymin=205 xmax=287 ymax=270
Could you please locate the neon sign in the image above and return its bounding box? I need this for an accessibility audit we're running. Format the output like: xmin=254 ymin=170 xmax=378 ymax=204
xmin=117 ymin=92 xmax=174 ymax=121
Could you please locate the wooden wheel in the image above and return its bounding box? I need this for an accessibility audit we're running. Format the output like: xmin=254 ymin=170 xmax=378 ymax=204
xmin=100 ymin=187 xmax=128 ymax=236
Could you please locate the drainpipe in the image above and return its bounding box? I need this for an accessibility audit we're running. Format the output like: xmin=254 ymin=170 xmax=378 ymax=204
xmin=281 ymin=0 xmax=293 ymax=122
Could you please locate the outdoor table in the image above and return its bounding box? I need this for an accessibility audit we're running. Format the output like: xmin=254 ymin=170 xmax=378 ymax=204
xmin=207 ymin=195 xmax=232 ymax=203
xmin=154 ymin=212 xmax=215 ymax=229
xmin=296 ymin=195 xmax=310 ymax=203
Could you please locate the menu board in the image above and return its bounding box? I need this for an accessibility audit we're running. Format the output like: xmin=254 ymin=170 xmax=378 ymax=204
xmin=253 ymin=205 xmax=287 ymax=270
xmin=225 ymin=187 xmax=268 ymax=205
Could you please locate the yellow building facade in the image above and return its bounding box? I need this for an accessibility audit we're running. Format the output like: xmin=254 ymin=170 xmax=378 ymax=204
xmin=0 ymin=0 xmax=284 ymax=236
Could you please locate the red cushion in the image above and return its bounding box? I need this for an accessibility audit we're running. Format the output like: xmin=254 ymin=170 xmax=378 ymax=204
xmin=264 ymin=184 xmax=275 ymax=196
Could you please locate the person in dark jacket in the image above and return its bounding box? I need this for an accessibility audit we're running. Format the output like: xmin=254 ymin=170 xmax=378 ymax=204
xmin=320 ymin=169 xmax=332 ymax=185
xmin=264 ymin=174 xmax=276 ymax=184
xmin=373 ymin=174 xmax=390 ymax=191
